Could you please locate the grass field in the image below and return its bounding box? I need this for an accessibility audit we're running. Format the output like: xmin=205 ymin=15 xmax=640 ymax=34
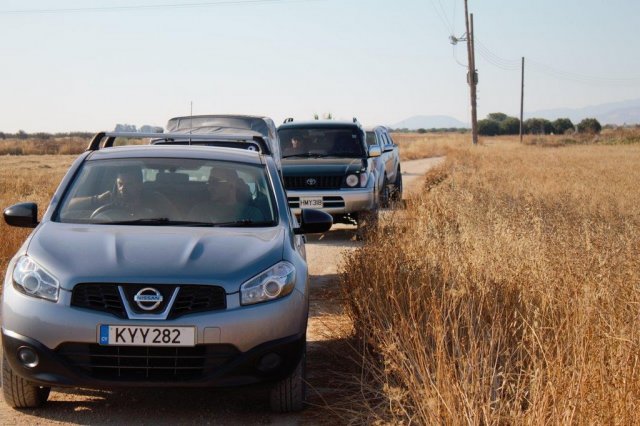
xmin=340 ymin=136 xmax=640 ymax=423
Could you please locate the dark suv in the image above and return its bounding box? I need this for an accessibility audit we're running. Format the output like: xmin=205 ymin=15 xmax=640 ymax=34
xmin=278 ymin=120 xmax=383 ymax=230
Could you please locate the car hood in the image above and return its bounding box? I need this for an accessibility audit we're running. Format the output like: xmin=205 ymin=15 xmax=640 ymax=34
xmin=27 ymin=222 xmax=285 ymax=293
xmin=282 ymin=157 xmax=364 ymax=176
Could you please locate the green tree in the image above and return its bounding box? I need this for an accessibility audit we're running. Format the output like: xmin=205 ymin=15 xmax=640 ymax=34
xmin=577 ymin=118 xmax=602 ymax=134
xmin=478 ymin=119 xmax=500 ymax=136
xmin=417 ymin=128 xmax=427 ymax=134
xmin=499 ymin=117 xmax=521 ymax=135
xmin=487 ymin=112 xmax=508 ymax=122
xmin=524 ymin=118 xmax=553 ymax=135
xmin=552 ymin=118 xmax=575 ymax=134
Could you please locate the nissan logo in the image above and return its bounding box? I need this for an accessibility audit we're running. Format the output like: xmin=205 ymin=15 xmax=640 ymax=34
xmin=134 ymin=287 xmax=163 ymax=311
xmin=306 ymin=178 xmax=317 ymax=186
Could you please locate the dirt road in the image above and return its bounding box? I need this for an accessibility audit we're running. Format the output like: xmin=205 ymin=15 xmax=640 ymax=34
xmin=0 ymin=157 xmax=443 ymax=425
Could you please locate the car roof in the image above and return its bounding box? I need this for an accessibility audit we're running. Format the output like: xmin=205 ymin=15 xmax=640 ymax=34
xmin=86 ymin=144 xmax=264 ymax=165
xmin=364 ymin=126 xmax=388 ymax=132
xmin=278 ymin=120 xmax=363 ymax=130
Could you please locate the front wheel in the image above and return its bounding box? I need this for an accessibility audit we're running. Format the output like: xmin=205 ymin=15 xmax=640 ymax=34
xmin=379 ymin=175 xmax=390 ymax=209
xmin=2 ymin=354 xmax=50 ymax=409
xmin=391 ymin=169 xmax=403 ymax=202
xmin=269 ymin=348 xmax=306 ymax=412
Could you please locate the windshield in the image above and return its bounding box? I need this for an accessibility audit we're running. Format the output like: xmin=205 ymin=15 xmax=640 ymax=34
xmin=278 ymin=128 xmax=365 ymax=158
xmin=56 ymin=158 xmax=277 ymax=226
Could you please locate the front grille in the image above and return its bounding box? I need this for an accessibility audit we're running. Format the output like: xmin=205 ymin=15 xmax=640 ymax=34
xmin=284 ymin=175 xmax=343 ymax=189
xmin=169 ymin=285 xmax=227 ymax=319
xmin=57 ymin=343 xmax=239 ymax=381
xmin=71 ymin=284 xmax=226 ymax=319
xmin=71 ymin=284 xmax=126 ymax=319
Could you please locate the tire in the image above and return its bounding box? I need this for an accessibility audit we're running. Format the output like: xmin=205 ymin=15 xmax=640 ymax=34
xmin=379 ymin=175 xmax=390 ymax=209
xmin=391 ymin=168 xmax=403 ymax=202
xmin=269 ymin=348 xmax=306 ymax=413
xmin=2 ymin=354 xmax=50 ymax=409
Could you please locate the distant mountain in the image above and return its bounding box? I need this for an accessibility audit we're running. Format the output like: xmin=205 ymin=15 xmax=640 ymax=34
xmin=528 ymin=99 xmax=640 ymax=125
xmin=391 ymin=115 xmax=468 ymax=130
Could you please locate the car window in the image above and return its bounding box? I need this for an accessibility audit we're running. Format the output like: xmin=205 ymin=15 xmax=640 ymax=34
xmin=56 ymin=158 xmax=277 ymax=226
xmin=279 ymin=128 xmax=365 ymax=158
xmin=366 ymin=132 xmax=377 ymax=147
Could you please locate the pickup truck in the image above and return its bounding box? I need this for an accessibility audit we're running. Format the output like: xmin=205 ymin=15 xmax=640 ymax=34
xmin=365 ymin=126 xmax=402 ymax=207
xmin=277 ymin=119 xmax=391 ymax=232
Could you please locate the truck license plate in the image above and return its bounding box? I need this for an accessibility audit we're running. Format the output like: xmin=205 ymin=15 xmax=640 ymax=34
xmin=99 ymin=325 xmax=196 ymax=347
xmin=300 ymin=197 xmax=323 ymax=208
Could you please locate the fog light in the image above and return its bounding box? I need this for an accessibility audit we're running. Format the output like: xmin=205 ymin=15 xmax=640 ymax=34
xmin=257 ymin=353 xmax=282 ymax=372
xmin=17 ymin=346 xmax=39 ymax=368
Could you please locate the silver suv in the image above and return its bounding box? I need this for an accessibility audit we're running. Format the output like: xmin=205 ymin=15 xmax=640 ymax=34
xmin=1 ymin=133 xmax=332 ymax=412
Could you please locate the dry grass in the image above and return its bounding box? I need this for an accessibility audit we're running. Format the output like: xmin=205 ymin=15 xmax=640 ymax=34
xmin=340 ymin=139 xmax=640 ymax=423
xmin=0 ymin=156 xmax=74 ymax=272
xmin=393 ymin=132 xmax=467 ymax=160
xmin=0 ymin=137 xmax=88 ymax=155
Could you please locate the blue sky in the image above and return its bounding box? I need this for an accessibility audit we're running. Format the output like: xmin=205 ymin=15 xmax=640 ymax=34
xmin=1 ymin=0 xmax=639 ymax=132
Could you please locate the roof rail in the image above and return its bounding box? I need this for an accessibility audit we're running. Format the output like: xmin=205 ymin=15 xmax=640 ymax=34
xmin=283 ymin=117 xmax=294 ymax=124
xmin=85 ymin=131 xmax=272 ymax=155
xmin=353 ymin=117 xmax=359 ymax=123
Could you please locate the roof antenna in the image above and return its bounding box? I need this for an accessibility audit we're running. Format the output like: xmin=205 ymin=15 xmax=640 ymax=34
xmin=189 ymin=100 xmax=193 ymax=144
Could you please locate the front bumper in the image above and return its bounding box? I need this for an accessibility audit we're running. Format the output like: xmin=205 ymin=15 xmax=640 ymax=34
xmin=2 ymin=329 xmax=305 ymax=388
xmin=287 ymin=187 xmax=375 ymax=215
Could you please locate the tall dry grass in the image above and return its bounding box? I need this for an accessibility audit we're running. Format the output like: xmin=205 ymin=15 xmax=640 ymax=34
xmin=0 ymin=156 xmax=74 ymax=273
xmin=393 ymin=132 xmax=466 ymax=160
xmin=341 ymin=141 xmax=640 ymax=423
xmin=0 ymin=137 xmax=87 ymax=155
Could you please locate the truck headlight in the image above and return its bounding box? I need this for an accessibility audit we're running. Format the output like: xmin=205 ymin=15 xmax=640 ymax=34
xmin=345 ymin=174 xmax=359 ymax=187
xmin=240 ymin=261 xmax=296 ymax=306
xmin=12 ymin=256 xmax=60 ymax=302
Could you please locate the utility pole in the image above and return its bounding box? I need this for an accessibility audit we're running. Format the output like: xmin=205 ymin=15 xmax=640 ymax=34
xmin=464 ymin=1 xmax=478 ymax=145
xmin=519 ymin=57 xmax=525 ymax=143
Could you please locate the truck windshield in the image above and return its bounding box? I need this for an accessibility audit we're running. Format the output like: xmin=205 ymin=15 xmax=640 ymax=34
xmin=279 ymin=128 xmax=365 ymax=158
xmin=56 ymin=158 xmax=277 ymax=226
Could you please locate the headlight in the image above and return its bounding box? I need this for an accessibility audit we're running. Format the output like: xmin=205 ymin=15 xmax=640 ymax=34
xmin=240 ymin=261 xmax=296 ymax=306
xmin=345 ymin=174 xmax=359 ymax=187
xmin=12 ymin=256 xmax=60 ymax=302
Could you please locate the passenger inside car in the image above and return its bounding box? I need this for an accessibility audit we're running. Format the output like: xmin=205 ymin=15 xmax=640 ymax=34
xmin=188 ymin=168 xmax=266 ymax=223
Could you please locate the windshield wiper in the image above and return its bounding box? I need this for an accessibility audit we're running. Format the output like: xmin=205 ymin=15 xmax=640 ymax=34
xmin=282 ymin=153 xmax=330 ymax=159
xmin=214 ymin=220 xmax=276 ymax=227
xmin=99 ymin=218 xmax=216 ymax=226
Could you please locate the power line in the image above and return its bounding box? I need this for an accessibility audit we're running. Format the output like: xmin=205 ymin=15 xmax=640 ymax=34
xmin=0 ymin=0 xmax=320 ymax=15
xmin=475 ymin=37 xmax=640 ymax=86
xmin=428 ymin=0 xmax=453 ymax=34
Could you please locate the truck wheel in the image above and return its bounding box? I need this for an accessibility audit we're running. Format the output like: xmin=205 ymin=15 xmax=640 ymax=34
xmin=2 ymin=354 xmax=50 ymax=409
xmin=269 ymin=348 xmax=306 ymax=413
xmin=391 ymin=169 xmax=403 ymax=202
xmin=379 ymin=175 xmax=390 ymax=208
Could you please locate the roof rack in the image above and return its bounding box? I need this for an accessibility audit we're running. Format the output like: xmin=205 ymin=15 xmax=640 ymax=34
xmin=283 ymin=117 xmax=294 ymax=124
xmin=86 ymin=131 xmax=271 ymax=155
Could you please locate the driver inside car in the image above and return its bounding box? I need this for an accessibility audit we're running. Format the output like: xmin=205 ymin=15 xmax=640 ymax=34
xmin=89 ymin=168 xmax=174 ymax=221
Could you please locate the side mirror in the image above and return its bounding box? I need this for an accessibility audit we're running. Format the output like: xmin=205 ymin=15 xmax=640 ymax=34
xmin=383 ymin=144 xmax=394 ymax=153
xmin=294 ymin=209 xmax=333 ymax=234
xmin=368 ymin=145 xmax=381 ymax=158
xmin=4 ymin=202 xmax=39 ymax=228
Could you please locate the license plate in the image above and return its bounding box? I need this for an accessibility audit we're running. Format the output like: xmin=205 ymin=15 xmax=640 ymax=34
xmin=99 ymin=325 xmax=196 ymax=347
xmin=300 ymin=197 xmax=323 ymax=208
